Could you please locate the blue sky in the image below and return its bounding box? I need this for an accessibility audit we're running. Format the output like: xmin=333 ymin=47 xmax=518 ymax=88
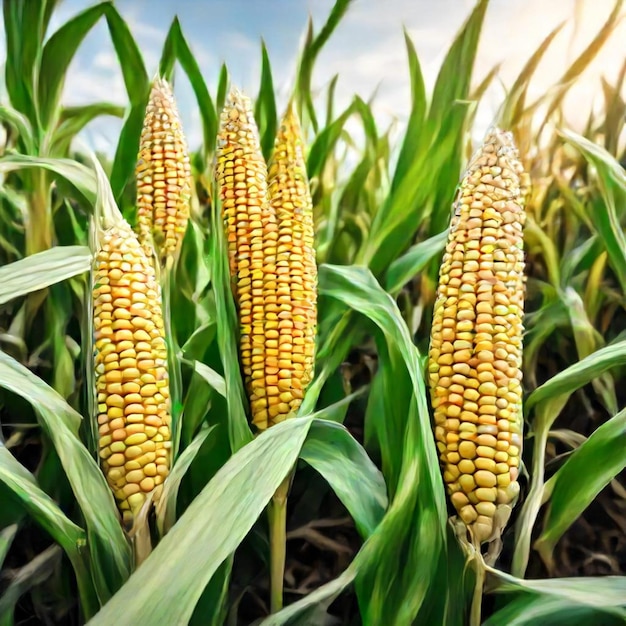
xmin=15 ymin=0 xmax=626 ymax=154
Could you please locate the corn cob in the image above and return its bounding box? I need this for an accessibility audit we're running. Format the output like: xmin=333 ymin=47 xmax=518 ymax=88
xmin=216 ymin=89 xmax=277 ymax=430
xmin=264 ymin=102 xmax=317 ymax=427
xmin=136 ymin=77 xmax=191 ymax=266
xmin=93 ymin=218 xmax=171 ymax=528
xmin=215 ymin=91 xmax=317 ymax=431
xmin=428 ymin=128 xmax=526 ymax=545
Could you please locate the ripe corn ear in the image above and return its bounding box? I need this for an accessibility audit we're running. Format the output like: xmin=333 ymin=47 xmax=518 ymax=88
xmin=216 ymin=89 xmax=277 ymax=431
xmin=93 ymin=218 xmax=171 ymax=528
xmin=263 ymin=102 xmax=317 ymax=428
xmin=428 ymin=128 xmax=526 ymax=545
xmin=136 ymin=77 xmax=192 ymax=266
xmin=215 ymin=91 xmax=317 ymax=431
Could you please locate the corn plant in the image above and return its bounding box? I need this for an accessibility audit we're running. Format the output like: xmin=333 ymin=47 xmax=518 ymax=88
xmin=0 ymin=0 xmax=625 ymax=625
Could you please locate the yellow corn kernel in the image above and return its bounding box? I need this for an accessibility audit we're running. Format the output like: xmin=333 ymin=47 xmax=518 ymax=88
xmin=427 ymin=127 xmax=526 ymax=545
xmin=93 ymin=219 xmax=171 ymax=528
xmin=136 ymin=77 xmax=192 ymax=267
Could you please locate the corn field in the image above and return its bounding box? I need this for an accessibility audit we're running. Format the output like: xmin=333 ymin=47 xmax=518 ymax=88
xmin=0 ymin=0 xmax=625 ymax=624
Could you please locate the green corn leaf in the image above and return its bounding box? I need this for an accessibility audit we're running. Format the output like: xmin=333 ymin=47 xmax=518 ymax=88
xmin=192 ymin=360 xmax=226 ymax=399
xmin=484 ymin=593 xmax=626 ymax=626
xmin=0 ymin=245 xmax=91 ymax=305
xmin=539 ymin=0 xmax=624 ymax=126
xmin=0 ymin=545 xmax=62 ymax=624
xmin=0 ymin=444 xmax=84 ymax=560
xmin=160 ymin=17 xmax=217 ymax=161
xmin=487 ymin=565 xmax=626 ymax=610
xmin=318 ymin=263 xmax=448 ymax=624
xmin=559 ymin=129 xmax=626 ymax=293
xmin=319 ymin=264 xmax=444 ymax=512
xmin=262 ymin=565 xmax=357 ymax=625
xmin=295 ymin=0 xmax=355 ymax=132
xmin=300 ymin=419 xmax=388 ymax=539
xmin=385 ymin=230 xmax=447 ymax=295
xmin=209 ymin=196 xmax=253 ymax=453
xmin=0 ymin=524 xmax=18 ymax=570
xmin=560 ymin=286 xmax=616 ymax=414
xmin=38 ymin=2 xmax=110 ymax=130
xmin=498 ymin=22 xmax=564 ymax=127
xmin=216 ymin=63 xmax=229 ymax=114
xmin=427 ymin=0 xmax=487 ymax=131
xmin=0 ymin=105 xmax=35 ymax=154
xmin=106 ymin=5 xmax=149 ymax=203
xmin=88 ymin=417 xmax=315 ymax=626
xmin=0 ymin=444 xmax=99 ymax=618
xmin=0 ymin=154 xmax=97 ymax=204
xmin=525 ymin=341 xmax=626 ymax=412
xmin=535 ymin=407 xmax=626 ymax=562
xmin=53 ymin=103 xmax=125 ymax=156
xmin=390 ymin=30 xmax=427 ymax=191
xmin=3 ymin=0 xmax=45 ymax=125
xmin=0 ymin=351 xmax=131 ymax=602
xmin=307 ymin=99 xmax=356 ymax=180
xmin=255 ymin=40 xmax=277 ymax=161
xmin=156 ymin=424 xmax=216 ymax=535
